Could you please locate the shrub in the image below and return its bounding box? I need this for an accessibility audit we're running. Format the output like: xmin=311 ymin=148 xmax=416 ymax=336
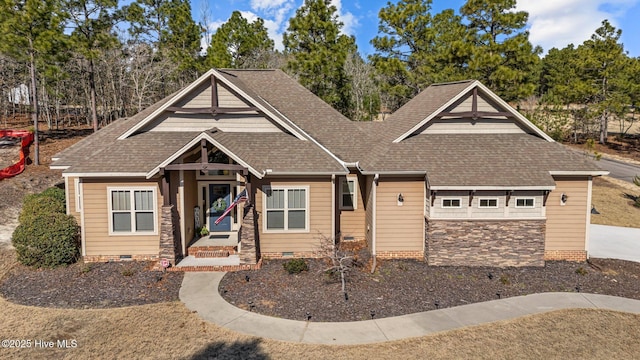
xmin=12 ymin=212 xmax=80 ymax=268
xmin=18 ymin=191 xmax=66 ymax=223
xmin=283 ymin=258 xmax=308 ymax=274
xmin=40 ymin=186 xmax=66 ymax=204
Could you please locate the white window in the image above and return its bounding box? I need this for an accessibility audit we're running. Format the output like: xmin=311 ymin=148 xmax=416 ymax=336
xmin=339 ymin=177 xmax=357 ymax=210
xmin=74 ymin=178 xmax=82 ymax=211
xmin=108 ymin=187 xmax=157 ymax=235
xmin=264 ymin=186 xmax=309 ymax=232
xmin=515 ymin=197 xmax=535 ymax=208
xmin=441 ymin=198 xmax=461 ymax=208
xmin=479 ymin=198 xmax=499 ymax=208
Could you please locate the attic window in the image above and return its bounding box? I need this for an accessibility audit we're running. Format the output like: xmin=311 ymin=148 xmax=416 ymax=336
xmin=207 ymin=149 xmax=233 ymax=175
xmin=441 ymin=198 xmax=461 ymax=208
xmin=515 ymin=198 xmax=535 ymax=208
xmin=479 ymin=198 xmax=498 ymax=208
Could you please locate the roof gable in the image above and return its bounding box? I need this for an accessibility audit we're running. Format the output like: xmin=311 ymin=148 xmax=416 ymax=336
xmin=391 ymin=81 xmax=553 ymax=143
xmin=117 ymin=69 xmax=308 ymax=140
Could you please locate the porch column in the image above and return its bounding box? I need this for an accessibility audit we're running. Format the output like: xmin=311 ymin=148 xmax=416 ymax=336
xmin=160 ymin=168 xmax=170 ymax=206
xmin=244 ymin=170 xmax=252 ymax=206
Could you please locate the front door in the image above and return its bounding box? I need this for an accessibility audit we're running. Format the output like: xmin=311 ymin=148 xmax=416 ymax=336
xmin=209 ymin=184 xmax=231 ymax=231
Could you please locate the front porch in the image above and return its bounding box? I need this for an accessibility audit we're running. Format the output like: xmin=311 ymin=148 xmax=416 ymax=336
xmin=167 ymin=206 xmax=262 ymax=272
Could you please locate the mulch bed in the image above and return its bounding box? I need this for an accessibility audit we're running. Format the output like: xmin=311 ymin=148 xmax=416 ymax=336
xmin=0 ymin=261 xmax=184 ymax=309
xmin=220 ymin=258 xmax=640 ymax=322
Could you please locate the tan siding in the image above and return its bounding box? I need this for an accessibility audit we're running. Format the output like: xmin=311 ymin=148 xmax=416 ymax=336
xmin=420 ymin=118 xmax=526 ymax=135
xmin=451 ymin=92 xmax=502 ymax=113
xmin=146 ymin=113 xmax=279 ymax=133
xmin=339 ymin=174 xmax=366 ymax=240
xmin=254 ymin=177 xmax=332 ymax=254
xmin=376 ymin=178 xmax=424 ymax=252
xmin=217 ymin=83 xmax=252 ymax=108
xmin=67 ymin=177 xmax=81 ymax=223
xmin=180 ymin=81 xmax=210 ymax=108
xmin=82 ymin=179 xmax=161 ymax=256
xmin=545 ymin=177 xmax=590 ymax=251
xmin=183 ymin=171 xmax=197 ymax=243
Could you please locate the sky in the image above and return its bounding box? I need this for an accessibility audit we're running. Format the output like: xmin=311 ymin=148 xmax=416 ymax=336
xmin=190 ymin=0 xmax=640 ymax=57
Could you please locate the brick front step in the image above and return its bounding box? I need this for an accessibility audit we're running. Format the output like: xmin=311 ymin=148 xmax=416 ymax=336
xmin=194 ymin=250 xmax=230 ymax=258
xmin=188 ymin=246 xmax=237 ymax=256
xmin=168 ymin=258 xmax=262 ymax=272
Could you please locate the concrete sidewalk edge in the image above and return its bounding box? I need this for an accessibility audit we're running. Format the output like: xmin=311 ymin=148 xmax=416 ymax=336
xmin=179 ymin=272 xmax=640 ymax=345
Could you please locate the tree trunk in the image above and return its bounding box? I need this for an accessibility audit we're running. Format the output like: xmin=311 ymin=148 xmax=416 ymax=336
xmin=89 ymin=58 xmax=98 ymax=132
xmin=28 ymin=38 xmax=39 ymax=166
xmin=599 ymin=110 xmax=607 ymax=144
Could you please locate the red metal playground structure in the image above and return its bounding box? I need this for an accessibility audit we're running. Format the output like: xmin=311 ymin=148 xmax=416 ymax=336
xmin=0 ymin=130 xmax=34 ymax=180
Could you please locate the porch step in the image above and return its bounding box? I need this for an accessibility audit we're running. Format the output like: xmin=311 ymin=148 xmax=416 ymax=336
xmin=169 ymin=255 xmax=262 ymax=272
xmin=188 ymin=246 xmax=237 ymax=257
xmin=194 ymin=250 xmax=230 ymax=258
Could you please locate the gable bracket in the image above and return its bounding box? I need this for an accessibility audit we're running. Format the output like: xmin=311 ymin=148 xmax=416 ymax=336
xmin=431 ymin=190 xmax=437 ymax=207
xmin=165 ymin=75 xmax=260 ymax=115
xmin=435 ymin=87 xmax=511 ymax=119
xmin=543 ymin=190 xmax=550 ymax=206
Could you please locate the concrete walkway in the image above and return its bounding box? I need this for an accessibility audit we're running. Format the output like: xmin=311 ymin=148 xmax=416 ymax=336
xmin=180 ymin=272 xmax=640 ymax=345
xmin=590 ymin=224 xmax=640 ymax=263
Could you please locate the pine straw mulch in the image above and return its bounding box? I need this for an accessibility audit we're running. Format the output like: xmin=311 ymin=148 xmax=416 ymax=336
xmin=220 ymin=255 xmax=640 ymax=322
xmin=0 ymin=257 xmax=184 ymax=309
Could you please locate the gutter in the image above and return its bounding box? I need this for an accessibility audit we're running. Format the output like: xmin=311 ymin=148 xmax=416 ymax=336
xmin=261 ymin=170 xmax=349 ymax=177
xmin=371 ymin=173 xmax=379 ymax=273
xmin=549 ymin=170 xmax=610 ymax=176
xmin=360 ymin=170 xmax=427 ymax=176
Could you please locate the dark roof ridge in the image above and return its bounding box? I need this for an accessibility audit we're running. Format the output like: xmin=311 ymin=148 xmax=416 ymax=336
xmin=429 ymin=79 xmax=475 ymax=86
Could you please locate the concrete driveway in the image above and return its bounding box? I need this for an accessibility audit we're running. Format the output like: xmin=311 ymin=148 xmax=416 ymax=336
xmin=590 ymin=224 xmax=640 ymax=262
xmin=596 ymin=158 xmax=640 ymax=183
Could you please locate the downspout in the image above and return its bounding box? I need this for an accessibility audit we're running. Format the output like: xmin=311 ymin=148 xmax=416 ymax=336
xmin=331 ymin=174 xmax=336 ymax=246
xmin=371 ymin=173 xmax=379 ymax=273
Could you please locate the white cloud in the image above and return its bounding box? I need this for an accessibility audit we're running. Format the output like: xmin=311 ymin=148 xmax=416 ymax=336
xmin=330 ymin=0 xmax=359 ymax=35
xmin=251 ymin=0 xmax=290 ymax=11
xmin=516 ymin=0 xmax=639 ymax=53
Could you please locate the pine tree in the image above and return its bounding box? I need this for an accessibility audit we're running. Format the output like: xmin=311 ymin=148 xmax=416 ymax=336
xmin=66 ymin=0 xmax=120 ymax=132
xmin=283 ymin=0 xmax=356 ymax=116
xmin=205 ymin=11 xmax=274 ymax=69
xmin=461 ymin=0 xmax=540 ymax=101
xmin=370 ymin=1 xmax=473 ymax=111
xmin=0 ymin=0 xmax=67 ymax=164
xmin=125 ymin=0 xmax=202 ymax=85
xmin=579 ymin=20 xmax=628 ymax=144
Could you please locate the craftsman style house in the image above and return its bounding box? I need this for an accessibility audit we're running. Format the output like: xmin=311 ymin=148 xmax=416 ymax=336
xmin=50 ymin=69 xmax=606 ymax=269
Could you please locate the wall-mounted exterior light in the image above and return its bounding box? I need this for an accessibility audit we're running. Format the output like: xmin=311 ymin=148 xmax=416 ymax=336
xmin=397 ymin=193 xmax=404 ymax=206
xmin=561 ymin=193 xmax=568 ymax=205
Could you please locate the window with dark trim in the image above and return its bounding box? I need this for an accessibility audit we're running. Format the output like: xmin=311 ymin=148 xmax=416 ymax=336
xmin=442 ymin=198 xmax=461 ymax=208
xmin=479 ymin=198 xmax=498 ymax=208
xmin=515 ymin=198 xmax=535 ymax=208
xmin=339 ymin=177 xmax=357 ymax=210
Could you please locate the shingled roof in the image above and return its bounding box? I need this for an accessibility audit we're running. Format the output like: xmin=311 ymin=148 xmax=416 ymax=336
xmin=52 ymin=69 xmax=605 ymax=187
xmin=218 ymin=69 xmax=378 ymax=164
xmin=361 ymin=134 xmax=604 ymax=187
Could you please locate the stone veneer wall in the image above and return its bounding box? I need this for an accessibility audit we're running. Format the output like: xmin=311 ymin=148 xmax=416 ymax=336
xmin=239 ymin=205 xmax=259 ymax=265
xmin=159 ymin=204 xmax=180 ymax=266
xmin=426 ymin=219 xmax=546 ymax=267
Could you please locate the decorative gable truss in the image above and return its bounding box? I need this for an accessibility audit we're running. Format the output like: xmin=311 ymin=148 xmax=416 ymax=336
xmin=394 ymin=81 xmax=553 ymax=142
xmin=118 ymin=69 xmax=308 ymax=139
